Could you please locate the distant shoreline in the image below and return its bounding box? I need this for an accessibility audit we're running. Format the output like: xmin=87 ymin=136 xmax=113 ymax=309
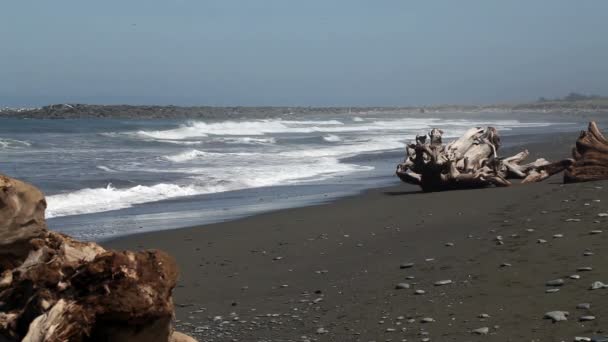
xmin=2 ymin=99 xmax=608 ymax=119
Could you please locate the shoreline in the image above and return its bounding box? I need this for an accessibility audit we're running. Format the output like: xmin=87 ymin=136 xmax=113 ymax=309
xmin=102 ymin=132 xmax=608 ymax=341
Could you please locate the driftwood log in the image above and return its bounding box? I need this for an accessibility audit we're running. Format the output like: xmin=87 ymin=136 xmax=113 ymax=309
xmin=0 ymin=174 xmax=196 ymax=342
xmin=565 ymin=121 xmax=608 ymax=183
xmin=396 ymin=127 xmax=573 ymax=191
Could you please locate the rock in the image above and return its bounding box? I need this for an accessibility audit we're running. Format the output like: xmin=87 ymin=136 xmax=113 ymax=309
xmin=472 ymin=327 xmax=489 ymax=335
xmin=590 ymin=281 xmax=608 ymax=290
xmin=546 ymin=288 xmax=560 ymax=293
xmin=434 ymin=279 xmax=452 ymax=286
xmin=597 ymin=213 xmax=608 ymax=217
xmin=579 ymin=315 xmax=596 ymax=321
xmin=544 ymin=311 xmax=569 ymax=322
xmin=316 ymin=327 xmax=328 ymax=334
xmin=591 ymin=336 xmax=608 ymax=342
xmin=565 ymin=218 xmax=581 ymax=222
xmin=400 ymin=262 xmax=414 ymax=269
xmin=574 ymin=337 xmax=591 ymax=342
xmin=420 ymin=317 xmax=435 ymax=323
xmin=445 ymin=242 xmax=454 ymax=247
xmin=546 ymin=279 xmax=564 ymax=286
xmin=500 ymin=263 xmax=512 ymax=268
xmin=578 ymin=267 xmax=593 ymax=272
xmin=553 ymin=234 xmax=564 ymax=238
xmin=569 ymin=274 xmax=581 ymax=280
xmin=589 ymin=230 xmax=603 ymax=235
xmin=0 ymin=174 xmax=196 ymax=342
xmin=478 ymin=313 xmax=490 ymax=319
xmin=395 ymin=283 xmax=411 ymax=290
xmin=414 ymin=290 xmax=426 ymax=295
xmin=537 ymin=239 xmax=547 ymax=244
xmin=577 ymin=303 xmax=591 ymax=310
xmin=584 ymin=251 xmax=594 ymax=256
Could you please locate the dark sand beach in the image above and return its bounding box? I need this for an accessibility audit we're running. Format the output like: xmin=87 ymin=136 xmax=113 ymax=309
xmin=105 ymin=132 xmax=608 ymax=341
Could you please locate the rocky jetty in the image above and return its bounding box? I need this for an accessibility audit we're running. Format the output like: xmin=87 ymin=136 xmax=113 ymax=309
xmin=0 ymin=174 xmax=196 ymax=341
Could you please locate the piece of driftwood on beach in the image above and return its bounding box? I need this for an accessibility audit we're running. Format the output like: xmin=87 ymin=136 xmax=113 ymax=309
xmin=396 ymin=126 xmax=573 ymax=191
xmin=0 ymin=174 xmax=196 ymax=342
xmin=564 ymin=121 xmax=608 ymax=183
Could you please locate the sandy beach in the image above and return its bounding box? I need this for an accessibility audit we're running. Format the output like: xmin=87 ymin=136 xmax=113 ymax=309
xmin=103 ymin=131 xmax=608 ymax=341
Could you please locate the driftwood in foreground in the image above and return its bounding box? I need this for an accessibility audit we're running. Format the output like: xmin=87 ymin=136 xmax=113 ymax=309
xmin=0 ymin=174 xmax=196 ymax=342
xmin=565 ymin=121 xmax=608 ymax=183
xmin=396 ymin=127 xmax=573 ymax=191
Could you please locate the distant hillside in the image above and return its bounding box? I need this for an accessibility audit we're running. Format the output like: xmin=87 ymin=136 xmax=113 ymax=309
xmin=2 ymin=94 xmax=608 ymax=119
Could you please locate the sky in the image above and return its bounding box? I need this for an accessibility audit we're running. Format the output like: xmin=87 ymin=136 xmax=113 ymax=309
xmin=1 ymin=1 xmax=607 ymax=107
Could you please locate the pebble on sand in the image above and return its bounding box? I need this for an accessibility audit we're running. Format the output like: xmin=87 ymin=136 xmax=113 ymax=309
xmin=553 ymin=234 xmax=564 ymax=238
xmin=472 ymin=327 xmax=489 ymax=335
xmin=569 ymin=275 xmax=581 ymax=280
xmin=420 ymin=317 xmax=435 ymax=323
xmin=537 ymin=239 xmax=548 ymax=244
xmin=316 ymin=327 xmax=328 ymax=334
xmin=578 ymin=267 xmax=593 ymax=272
xmin=400 ymin=263 xmax=414 ymax=269
xmin=544 ymin=311 xmax=569 ymax=322
xmin=395 ymin=283 xmax=411 ymax=290
xmin=579 ymin=315 xmax=596 ymax=321
xmin=434 ymin=280 xmax=452 ymax=286
xmin=577 ymin=303 xmax=591 ymax=310
xmin=589 ymin=230 xmax=603 ymax=235
xmin=546 ymin=288 xmax=560 ymax=293
xmin=546 ymin=279 xmax=565 ymax=286
xmin=478 ymin=313 xmax=490 ymax=319
xmin=414 ymin=289 xmax=426 ymax=295
xmin=590 ymin=281 xmax=608 ymax=290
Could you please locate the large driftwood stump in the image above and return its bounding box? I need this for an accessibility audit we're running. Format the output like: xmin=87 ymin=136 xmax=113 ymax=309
xmin=0 ymin=174 xmax=196 ymax=342
xmin=564 ymin=121 xmax=608 ymax=183
xmin=396 ymin=127 xmax=572 ymax=191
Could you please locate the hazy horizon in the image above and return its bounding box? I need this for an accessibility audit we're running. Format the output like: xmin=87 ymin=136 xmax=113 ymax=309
xmin=2 ymin=1 xmax=607 ymax=107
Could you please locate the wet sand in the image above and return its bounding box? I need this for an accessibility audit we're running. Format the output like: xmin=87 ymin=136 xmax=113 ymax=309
xmin=105 ymin=132 xmax=608 ymax=341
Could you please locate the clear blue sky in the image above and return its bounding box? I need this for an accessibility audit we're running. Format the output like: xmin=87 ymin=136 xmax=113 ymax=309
xmin=1 ymin=1 xmax=607 ymax=107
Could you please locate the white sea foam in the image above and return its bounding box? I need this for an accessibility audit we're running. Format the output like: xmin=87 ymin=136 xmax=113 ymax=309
xmin=353 ymin=117 xmax=364 ymax=122
xmin=164 ymin=150 xmax=256 ymax=162
xmin=46 ymin=157 xmax=370 ymax=218
xmin=0 ymin=138 xmax=31 ymax=149
xmin=323 ymin=134 xmax=342 ymax=142
xmin=217 ymin=137 xmax=276 ymax=145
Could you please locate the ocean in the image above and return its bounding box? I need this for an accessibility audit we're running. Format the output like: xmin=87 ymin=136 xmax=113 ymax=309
xmin=0 ymin=112 xmax=581 ymax=241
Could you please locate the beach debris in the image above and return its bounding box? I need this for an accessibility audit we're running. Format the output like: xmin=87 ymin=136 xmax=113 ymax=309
xmin=472 ymin=327 xmax=490 ymax=335
xmin=396 ymin=126 xmax=572 ymax=191
xmin=434 ymin=279 xmax=453 ymax=286
xmin=590 ymin=281 xmax=608 ymax=290
xmin=400 ymin=262 xmax=415 ymax=269
xmin=544 ymin=311 xmax=569 ymax=322
xmin=395 ymin=283 xmax=411 ymax=289
xmin=565 ymin=122 xmax=608 ymax=183
xmin=316 ymin=327 xmax=329 ymax=334
xmin=546 ymin=279 xmax=565 ymax=286
xmin=0 ymin=173 xmax=196 ymax=342
xmin=577 ymin=303 xmax=591 ymax=310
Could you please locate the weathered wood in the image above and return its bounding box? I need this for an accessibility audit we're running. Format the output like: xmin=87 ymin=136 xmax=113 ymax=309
xmin=565 ymin=121 xmax=608 ymax=182
xmin=0 ymin=174 xmax=197 ymax=342
xmin=397 ymin=126 xmax=572 ymax=191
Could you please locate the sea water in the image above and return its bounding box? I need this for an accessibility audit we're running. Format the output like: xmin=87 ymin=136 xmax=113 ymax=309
xmin=0 ymin=112 xmax=578 ymax=240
